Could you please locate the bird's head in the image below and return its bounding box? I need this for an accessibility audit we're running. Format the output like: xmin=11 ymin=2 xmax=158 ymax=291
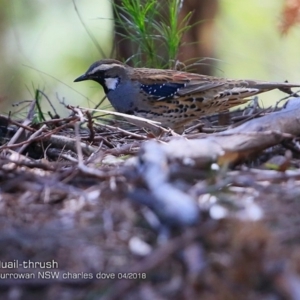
xmin=74 ymin=59 xmax=129 ymax=93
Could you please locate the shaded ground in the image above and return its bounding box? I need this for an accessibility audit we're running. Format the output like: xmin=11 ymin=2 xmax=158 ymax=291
xmin=1 ymin=100 xmax=300 ymax=300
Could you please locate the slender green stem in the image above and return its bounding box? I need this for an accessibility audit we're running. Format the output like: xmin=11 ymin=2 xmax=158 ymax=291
xmin=113 ymin=0 xmax=193 ymax=68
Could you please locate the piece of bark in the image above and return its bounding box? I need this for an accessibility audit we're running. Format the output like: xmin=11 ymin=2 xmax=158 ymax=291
xmin=130 ymin=141 xmax=200 ymax=227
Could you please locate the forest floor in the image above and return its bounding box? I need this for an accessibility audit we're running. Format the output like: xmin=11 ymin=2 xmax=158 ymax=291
xmin=1 ymin=98 xmax=300 ymax=300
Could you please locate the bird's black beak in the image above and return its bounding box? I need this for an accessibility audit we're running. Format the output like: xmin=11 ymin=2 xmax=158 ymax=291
xmin=74 ymin=74 xmax=88 ymax=82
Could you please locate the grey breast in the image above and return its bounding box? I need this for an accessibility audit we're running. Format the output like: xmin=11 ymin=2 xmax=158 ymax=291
xmin=107 ymin=80 xmax=140 ymax=113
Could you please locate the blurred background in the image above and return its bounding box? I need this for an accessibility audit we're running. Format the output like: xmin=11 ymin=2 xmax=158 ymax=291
xmin=0 ymin=0 xmax=300 ymax=116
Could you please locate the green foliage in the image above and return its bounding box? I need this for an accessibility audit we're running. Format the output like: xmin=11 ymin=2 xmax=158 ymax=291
xmin=113 ymin=0 xmax=192 ymax=68
xmin=33 ymin=89 xmax=46 ymax=123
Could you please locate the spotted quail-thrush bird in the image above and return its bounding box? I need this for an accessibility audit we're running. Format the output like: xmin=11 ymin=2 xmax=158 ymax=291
xmin=74 ymin=59 xmax=300 ymax=131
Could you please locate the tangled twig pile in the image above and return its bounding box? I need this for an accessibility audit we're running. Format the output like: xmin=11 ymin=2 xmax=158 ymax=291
xmin=1 ymin=96 xmax=300 ymax=299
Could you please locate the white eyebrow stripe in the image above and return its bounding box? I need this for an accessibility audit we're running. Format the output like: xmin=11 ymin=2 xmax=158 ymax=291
xmin=88 ymin=63 xmax=126 ymax=74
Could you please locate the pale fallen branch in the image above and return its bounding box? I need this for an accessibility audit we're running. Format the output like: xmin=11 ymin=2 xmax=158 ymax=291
xmin=161 ymin=97 xmax=300 ymax=165
xmin=81 ymin=107 xmax=168 ymax=134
